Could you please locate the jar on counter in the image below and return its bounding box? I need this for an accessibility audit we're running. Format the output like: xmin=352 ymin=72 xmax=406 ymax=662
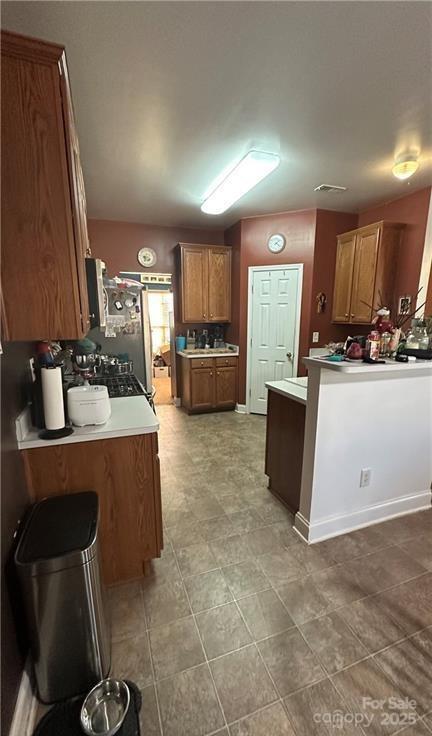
xmin=379 ymin=331 xmax=392 ymax=357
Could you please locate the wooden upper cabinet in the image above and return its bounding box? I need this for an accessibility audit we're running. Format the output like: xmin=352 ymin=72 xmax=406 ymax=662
xmin=208 ymin=248 xmax=232 ymax=321
xmin=332 ymin=233 xmax=356 ymax=322
xmin=332 ymin=222 xmax=404 ymax=324
xmin=1 ymin=30 xmax=90 ymax=340
xmin=178 ymin=243 xmax=231 ymax=323
xmin=350 ymin=225 xmax=380 ymax=323
xmin=180 ymin=246 xmax=208 ymax=322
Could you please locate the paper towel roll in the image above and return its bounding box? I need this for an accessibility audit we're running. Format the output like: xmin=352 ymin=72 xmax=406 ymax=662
xmin=41 ymin=366 xmax=65 ymax=430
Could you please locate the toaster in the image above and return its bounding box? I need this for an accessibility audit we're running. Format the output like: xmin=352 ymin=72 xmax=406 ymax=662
xmin=67 ymin=385 xmax=111 ymax=427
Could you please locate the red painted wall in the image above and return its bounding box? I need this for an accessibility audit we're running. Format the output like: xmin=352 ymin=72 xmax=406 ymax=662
xmin=311 ymin=209 xmax=360 ymax=347
xmin=228 ymin=210 xmax=317 ymax=404
xmin=358 ymin=186 xmax=431 ymax=311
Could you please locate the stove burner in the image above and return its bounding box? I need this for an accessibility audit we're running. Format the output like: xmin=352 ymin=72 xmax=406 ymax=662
xmin=89 ymin=374 xmax=145 ymax=399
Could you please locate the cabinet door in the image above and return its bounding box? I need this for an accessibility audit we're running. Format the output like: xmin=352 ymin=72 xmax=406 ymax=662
xmin=181 ymin=247 xmax=208 ymax=322
xmin=190 ymin=367 xmax=214 ymax=410
xmin=208 ymin=248 xmax=231 ymax=321
xmin=350 ymin=225 xmax=380 ymax=323
xmin=332 ymin=233 xmax=356 ymax=322
xmin=1 ymin=32 xmax=87 ymax=340
xmin=22 ymin=433 xmax=162 ymax=585
xmin=215 ymin=366 xmax=237 ymax=408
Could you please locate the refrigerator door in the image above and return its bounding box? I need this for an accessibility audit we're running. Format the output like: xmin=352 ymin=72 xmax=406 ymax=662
xmin=140 ymin=289 xmax=154 ymax=394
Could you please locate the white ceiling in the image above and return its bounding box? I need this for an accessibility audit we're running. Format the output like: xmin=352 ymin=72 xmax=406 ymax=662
xmin=2 ymin=1 xmax=432 ymax=228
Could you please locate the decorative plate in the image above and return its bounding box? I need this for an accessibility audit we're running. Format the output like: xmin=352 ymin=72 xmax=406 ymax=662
xmin=137 ymin=247 xmax=157 ymax=268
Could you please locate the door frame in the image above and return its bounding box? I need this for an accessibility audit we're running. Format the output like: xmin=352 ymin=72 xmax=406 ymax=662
xmin=246 ymin=263 xmax=303 ymax=414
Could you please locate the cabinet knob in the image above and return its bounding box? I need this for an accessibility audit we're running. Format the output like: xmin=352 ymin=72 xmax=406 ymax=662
xmin=217 ymin=371 xmax=220 ymax=375
xmin=200 ymin=361 xmax=204 ymax=365
xmin=351 ymin=313 xmax=355 ymax=318
xmin=203 ymin=314 xmax=206 ymax=319
xmin=210 ymin=371 xmax=213 ymax=376
xmin=345 ymin=313 xmax=349 ymax=317
xmin=210 ymin=313 xmax=214 ymax=318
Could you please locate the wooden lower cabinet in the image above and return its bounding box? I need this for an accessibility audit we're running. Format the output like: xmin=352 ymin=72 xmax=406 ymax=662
xmin=181 ymin=356 xmax=238 ymax=413
xmin=265 ymin=389 xmax=305 ymax=514
xmin=22 ymin=433 xmax=162 ymax=585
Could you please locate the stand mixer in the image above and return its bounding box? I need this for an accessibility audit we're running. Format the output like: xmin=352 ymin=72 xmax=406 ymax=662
xmin=71 ymin=339 xmax=98 ymax=385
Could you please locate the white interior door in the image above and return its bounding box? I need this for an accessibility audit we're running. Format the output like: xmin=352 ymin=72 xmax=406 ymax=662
xmin=249 ymin=266 xmax=301 ymax=414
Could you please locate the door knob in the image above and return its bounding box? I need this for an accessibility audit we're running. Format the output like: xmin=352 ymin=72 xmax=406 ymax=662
xmin=286 ymin=352 xmax=292 ymax=360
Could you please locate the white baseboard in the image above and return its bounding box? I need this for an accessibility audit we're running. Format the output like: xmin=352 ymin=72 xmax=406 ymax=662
xmin=9 ymin=658 xmax=37 ymax=736
xmin=295 ymin=490 xmax=431 ymax=543
xmin=173 ymin=397 xmax=181 ymax=407
xmin=235 ymin=403 xmax=247 ymax=414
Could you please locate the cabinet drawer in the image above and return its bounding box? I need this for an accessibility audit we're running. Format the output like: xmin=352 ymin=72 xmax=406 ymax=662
xmin=215 ymin=356 xmax=238 ymax=367
xmin=190 ymin=357 xmax=214 ymax=369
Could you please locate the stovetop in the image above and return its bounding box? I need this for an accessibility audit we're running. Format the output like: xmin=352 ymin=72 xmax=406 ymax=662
xmin=89 ymin=374 xmax=145 ymax=398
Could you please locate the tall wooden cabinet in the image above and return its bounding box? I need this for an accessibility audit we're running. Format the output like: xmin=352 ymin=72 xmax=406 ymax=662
xmin=178 ymin=244 xmax=231 ymax=323
xmin=1 ymin=30 xmax=90 ymax=340
xmin=332 ymin=221 xmax=404 ymax=324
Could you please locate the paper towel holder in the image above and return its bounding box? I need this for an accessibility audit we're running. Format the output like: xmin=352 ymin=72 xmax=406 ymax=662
xmin=39 ymin=426 xmax=74 ymax=441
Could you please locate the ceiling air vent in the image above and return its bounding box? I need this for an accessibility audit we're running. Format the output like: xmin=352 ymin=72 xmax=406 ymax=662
xmin=314 ymin=184 xmax=347 ymax=192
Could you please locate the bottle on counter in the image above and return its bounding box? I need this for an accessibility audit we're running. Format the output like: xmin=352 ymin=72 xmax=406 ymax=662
xmin=366 ymin=330 xmax=381 ymax=360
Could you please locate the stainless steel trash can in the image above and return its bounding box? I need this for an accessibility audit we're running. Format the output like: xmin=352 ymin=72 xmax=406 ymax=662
xmin=15 ymin=491 xmax=111 ymax=703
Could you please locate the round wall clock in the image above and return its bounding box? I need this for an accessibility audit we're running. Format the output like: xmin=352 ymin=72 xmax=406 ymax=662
xmin=137 ymin=247 xmax=157 ymax=268
xmin=267 ymin=233 xmax=286 ymax=254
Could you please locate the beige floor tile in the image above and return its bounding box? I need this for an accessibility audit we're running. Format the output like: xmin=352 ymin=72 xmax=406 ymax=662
xmin=332 ymin=658 xmax=417 ymax=736
xmin=142 ymin=578 xmax=191 ymax=628
xmin=319 ymin=525 xmax=387 ymax=563
xmin=257 ymin=628 xmax=325 ymax=697
xmin=199 ymin=514 xmax=236 ymax=541
xmin=256 ymin=549 xmax=303 ymax=587
xmin=210 ymin=645 xmax=278 ymax=723
xmin=398 ymin=536 xmax=432 ymax=572
xmin=111 ymin=634 xmax=153 ymax=688
xmin=184 ymin=569 xmax=233 ymax=612
xmin=191 ymin=494 xmax=225 ymax=520
xmin=275 ymin=576 xmax=333 ymax=625
xmin=237 ymin=589 xmax=294 ymax=640
xmin=394 ymin=722 xmax=432 ymax=736
xmin=284 ymin=677 xmax=364 ymax=735
xmin=338 ymin=594 xmax=407 ymax=653
xmin=222 ymin=559 xmax=270 ymax=599
xmin=176 ymin=541 xmax=218 ymax=577
xmin=373 ymin=573 xmax=432 ymax=635
xmin=139 ymin=684 xmax=161 ymax=736
xmin=149 ymin=616 xmax=205 ymax=680
xmin=374 ymin=628 xmax=432 ymax=715
xmin=168 ymin=518 xmax=205 ymax=549
xmin=109 ymin=581 xmax=146 ymax=641
xmin=310 ymin=564 xmax=368 ymax=607
xmin=196 ymin=602 xmax=251 ymax=659
xmin=300 ymin=611 xmax=368 ymax=674
xmin=229 ymin=701 xmax=296 ymax=735
xmin=218 ymin=494 xmax=250 ymax=514
xmin=156 ymin=663 xmax=225 ymax=736
xmin=289 ymin=542 xmax=335 ymax=574
xmin=376 ymin=510 xmax=432 ymax=544
xmin=344 ymin=546 xmax=427 ymax=595
xmin=210 ymin=534 xmax=251 ymax=567
xmin=228 ymin=508 xmax=266 ymax=533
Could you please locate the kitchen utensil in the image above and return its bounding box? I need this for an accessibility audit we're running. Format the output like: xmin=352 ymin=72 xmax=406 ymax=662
xmin=80 ymin=679 xmax=130 ymax=736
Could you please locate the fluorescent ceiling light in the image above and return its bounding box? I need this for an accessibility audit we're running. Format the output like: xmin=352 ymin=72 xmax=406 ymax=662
xmin=201 ymin=150 xmax=280 ymax=215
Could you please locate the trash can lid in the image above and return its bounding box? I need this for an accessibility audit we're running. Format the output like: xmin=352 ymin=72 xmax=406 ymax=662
xmin=16 ymin=492 xmax=98 ymax=565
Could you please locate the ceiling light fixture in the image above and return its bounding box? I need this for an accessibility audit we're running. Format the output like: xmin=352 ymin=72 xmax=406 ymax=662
xmin=201 ymin=150 xmax=280 ymax=215
xmin=392 ymin=154 xmax=419 ymax=181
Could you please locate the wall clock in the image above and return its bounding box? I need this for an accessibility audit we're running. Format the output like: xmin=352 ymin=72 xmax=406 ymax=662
xmin=267 ymin=233 xmax=286 ymax=254
xmin=137 ymin=247 xmax=157 ymax=268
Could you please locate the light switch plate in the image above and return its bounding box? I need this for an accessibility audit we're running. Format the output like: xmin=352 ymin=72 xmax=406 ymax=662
xmin=312 ymin=332 xmax=319 ymax=343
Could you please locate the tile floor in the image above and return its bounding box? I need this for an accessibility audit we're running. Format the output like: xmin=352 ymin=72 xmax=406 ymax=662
xmin=109 ymin=405 xmax=432 ymax=736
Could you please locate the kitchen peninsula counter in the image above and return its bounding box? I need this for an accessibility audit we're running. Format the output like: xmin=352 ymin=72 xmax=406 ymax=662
xmin=295 ymin=357 xmax=432 ymax=543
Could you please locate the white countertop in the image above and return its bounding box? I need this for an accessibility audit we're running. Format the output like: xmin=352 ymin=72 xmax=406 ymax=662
xmin=16 ymin=395 xmax=159 ymax=450
xmin=177 ymin=349 xmax=239 ymax=359
xmin=266 ymin=377 xmax=308 ymax=405
xmin=303 ymin=356 xmax=432 ymax=374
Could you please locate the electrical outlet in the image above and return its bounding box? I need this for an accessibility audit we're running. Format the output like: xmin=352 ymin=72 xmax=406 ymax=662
xmin=360 ymin=468 xmax=371 ymax=487
xmin=312 ymin=332 xmax=319 ymax=343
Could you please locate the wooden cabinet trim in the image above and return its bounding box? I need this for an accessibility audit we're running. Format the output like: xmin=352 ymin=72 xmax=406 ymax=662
xmin=1 ymin=30 xmax=64 ymax=64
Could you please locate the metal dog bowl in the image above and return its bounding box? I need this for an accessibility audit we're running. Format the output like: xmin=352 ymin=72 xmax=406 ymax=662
xmin=80 ymin=679 xmax=130 ymax=736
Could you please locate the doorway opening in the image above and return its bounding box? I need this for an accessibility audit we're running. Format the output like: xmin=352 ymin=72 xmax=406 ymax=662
xmin=148 ymin=290 xmax=174 ymax=405
xmin=246 ymin=264 xmax=303 ymax=415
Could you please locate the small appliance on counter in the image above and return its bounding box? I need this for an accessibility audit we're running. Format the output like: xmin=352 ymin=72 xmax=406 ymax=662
xmin=67 ymin=385 xmax=111 ymax=427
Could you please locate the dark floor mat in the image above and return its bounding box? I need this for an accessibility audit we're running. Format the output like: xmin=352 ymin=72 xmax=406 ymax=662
xmin=33 ymin=680 xmax=141 ymax=736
